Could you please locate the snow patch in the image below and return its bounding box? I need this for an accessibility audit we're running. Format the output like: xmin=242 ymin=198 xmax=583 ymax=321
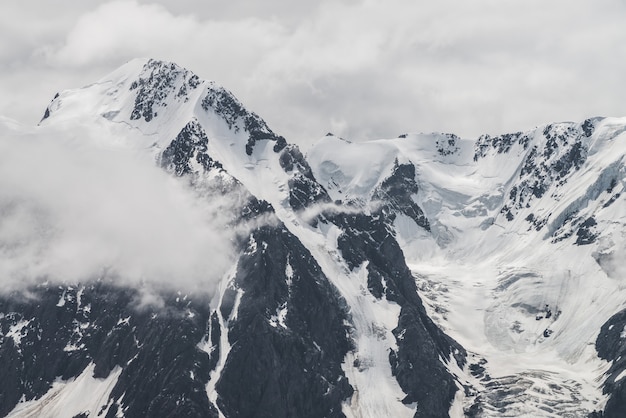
xmin=202 ymin=265 xmax=238 ymax=418
xmin=56 ymin=290 xmax=67 ymax=307
xmin=7 ymin=363 xmax=122 ymax=418
xmin=6 ymin=319 xmax=32 ymax=347
xmin=269 ymin=303 xmax=288 ymax=329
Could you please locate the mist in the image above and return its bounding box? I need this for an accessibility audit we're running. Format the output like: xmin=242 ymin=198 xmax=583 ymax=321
xmin=0 ymin=122 xmax=237 ymax=294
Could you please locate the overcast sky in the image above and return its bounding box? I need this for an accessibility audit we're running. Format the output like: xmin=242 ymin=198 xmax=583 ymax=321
xmin=1 ymin=0 xmax=626 ymax=146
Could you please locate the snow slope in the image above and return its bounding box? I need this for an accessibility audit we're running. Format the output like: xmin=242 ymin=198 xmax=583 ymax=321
xmin=4 ymin=58 xmax=626 ymax=417
xmin=6 ymin=364 xmax=122 ymax=418
xmin=16 ymin=59 xmax=437 ymax=417
xmin=308 ymin=119 xmax=626 ymax=416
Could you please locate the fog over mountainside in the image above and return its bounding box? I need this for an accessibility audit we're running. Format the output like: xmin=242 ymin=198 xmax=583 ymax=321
xmin=1 ymin=59 xmax=626 ymax=418
xmin=0 ymin=124 xmax=238 ymax=294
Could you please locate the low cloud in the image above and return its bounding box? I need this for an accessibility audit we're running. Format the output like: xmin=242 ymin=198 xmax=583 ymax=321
xmin=298 ymin=200 xmax=385 ymax=224
xmin=0 ymin=122 xmax=237 ymax=294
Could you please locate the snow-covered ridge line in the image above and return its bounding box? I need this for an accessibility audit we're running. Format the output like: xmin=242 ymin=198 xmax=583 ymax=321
xmin=41 ymin=58 xmax=286 ymax=155
xmin=309 ymin=116 xmax=626 ymax=417
xmin=7 ymin=57 xmax=626 ymax=417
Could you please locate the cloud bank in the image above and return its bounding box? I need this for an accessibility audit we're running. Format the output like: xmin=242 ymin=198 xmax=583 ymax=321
xmin=1 ymin=0 xmax=626 ymax=147
xmin=0 ymin=122 xmax=236 ymax=294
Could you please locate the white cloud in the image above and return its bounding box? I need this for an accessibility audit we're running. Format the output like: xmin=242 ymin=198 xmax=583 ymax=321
xmin=247 ymin=0 xmax=626 ymax=141
xmin=2 ymin=0 xmax=626 ymax=146
xmin=0 ymin=121 xmax=237 ymax=294
xmin=44 ymin=1 xmax=285 ymax=77
xmin=48 ymin=1 xmax=198 ymax=67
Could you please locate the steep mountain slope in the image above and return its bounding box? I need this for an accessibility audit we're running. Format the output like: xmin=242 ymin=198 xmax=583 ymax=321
xmin=2 ymin=58 xmax=626 ymax=417
xmin=0 ymin=59 xmax=465 ymax=418
xmin=308 ymin=119 xmax=626 ymax=416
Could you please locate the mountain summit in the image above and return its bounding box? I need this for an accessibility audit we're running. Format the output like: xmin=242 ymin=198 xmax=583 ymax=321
xmin=1 ymin=59 xmax=626 ymax=417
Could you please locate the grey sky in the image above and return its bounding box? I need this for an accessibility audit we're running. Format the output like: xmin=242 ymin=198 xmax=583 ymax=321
xmin=1 ymin=0 xmax=625 ymax=147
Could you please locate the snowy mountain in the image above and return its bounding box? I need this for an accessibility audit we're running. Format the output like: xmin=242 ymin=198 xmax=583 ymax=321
xmin=308 ymin=119 xmax=626 ymax=417
xmin=0 ymin=59 xmax=625 ymax=417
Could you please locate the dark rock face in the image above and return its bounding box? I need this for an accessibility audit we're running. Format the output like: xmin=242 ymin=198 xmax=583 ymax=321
xmin=0 ymin=283 xmax=217 ymax=418
xmin=474 ymin=131 xmax=531 ymax=161
xmin=500 ymin=122 xmax=590 ymax=223
xmin=372 ymin=160 xmax=430 ymax=232
xmin=128 ymin=59 xmax=287 ymax=157
xmin=324 ymin=209 xmax=465 ymax=417
xmin=41 ymin=107 xmax=51 ymax=122
xmin=581 ymin=117 xmax=603 ymax=138
xmin=279 ymin=145 xmax=331 ymax=211
xmin=129 ymin=59 xmax=200 ymax=122
xmin=474 ymin=121 xmax=602 ymax=233
xmin=39 ymin=92 xmax=60 ymax=123
xmin=575 ymin=217 xmax=598 ymax=245
xmin=435 ymin=133 xmax=461 ymax=157
xmin=200 ymin=85 xmax=286 ymax=156
xmin=160 ymin=119 xmax=222 ymax=175
xmin=0 ymin=194 xmax=354 ymax=418
xmin=216 ymin=224 xmax=353 ymax=418
xmin=596 ymin=309 xmax=626 ymax=418
xmin=0 ymin=222 xmax=354 ymax=417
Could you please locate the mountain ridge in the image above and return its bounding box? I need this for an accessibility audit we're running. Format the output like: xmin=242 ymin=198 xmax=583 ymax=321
xmin=1 ymin=58 xmax=626 ymax=417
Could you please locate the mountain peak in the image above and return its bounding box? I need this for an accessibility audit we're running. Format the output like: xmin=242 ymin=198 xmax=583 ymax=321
xmin=40 ymin=58 xmax=286 ymax=156
xmin=5 ymin=57 xmax=626 ymax=417
xmin=126 ymin=58 xmax=202 ymax=123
